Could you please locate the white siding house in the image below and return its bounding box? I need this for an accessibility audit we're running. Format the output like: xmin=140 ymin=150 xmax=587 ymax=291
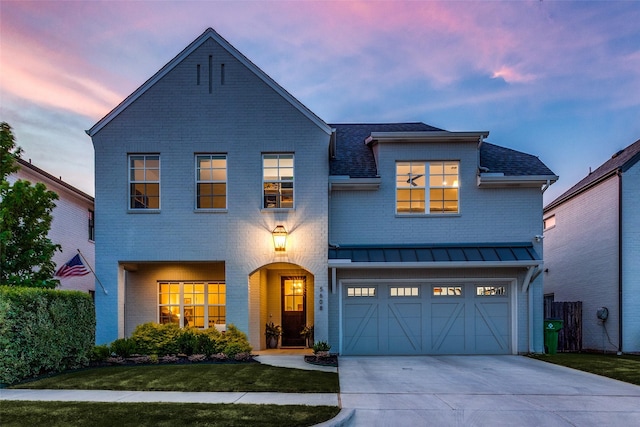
xmin=88 ymin=28 xmax=558 ymax=354
xmin=544 ymin=139 xmax=640 ymax=353
xmin=8 ymin=158 xmax=95 ymax=294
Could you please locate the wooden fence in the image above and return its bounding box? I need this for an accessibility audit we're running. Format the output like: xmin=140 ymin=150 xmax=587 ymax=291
xmin=544 ymin=301 xmax=583 ymax=352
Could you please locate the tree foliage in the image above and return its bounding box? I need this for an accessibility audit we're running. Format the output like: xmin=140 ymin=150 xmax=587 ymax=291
xmin=0 ymin=122 xmax=61 ymax=288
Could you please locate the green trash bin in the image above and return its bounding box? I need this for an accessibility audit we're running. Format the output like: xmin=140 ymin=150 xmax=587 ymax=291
xmin=544 ymin=319 xmax=563 ymax=354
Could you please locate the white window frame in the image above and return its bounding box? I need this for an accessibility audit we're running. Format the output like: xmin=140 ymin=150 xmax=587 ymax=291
xmin=195 ymin=154 xmax=227 ymax=210
xmin=262 ymin=153 xmax=294 ymax=209
xmin=158 ymin=281 xmax=225 ymax=329
xmin=128 ymin=154 xmax=160 ymax=210
xmin=396 ymin=161 xmax=459 ymax=215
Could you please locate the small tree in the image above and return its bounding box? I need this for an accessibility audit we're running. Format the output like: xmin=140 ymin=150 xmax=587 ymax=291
xmin=0 ymin=122 xmax=60 ymax=288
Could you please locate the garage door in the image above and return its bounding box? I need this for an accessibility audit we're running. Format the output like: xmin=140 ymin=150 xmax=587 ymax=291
xmin=342 ymin=283 xmax=511 ymax=355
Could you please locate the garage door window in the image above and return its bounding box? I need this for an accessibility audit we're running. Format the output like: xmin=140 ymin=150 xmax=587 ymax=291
xmin=433 ymin=286 xmax=462 ymax=296
xmin=347 ymin=287 xmax=376 ymax=297
xmin=390 ymin=287 xmax=419 ymax=297
xmin=476 ymin=286 xmax=506 ymax=296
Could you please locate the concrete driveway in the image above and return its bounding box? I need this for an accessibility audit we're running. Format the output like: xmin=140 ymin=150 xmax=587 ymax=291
xmin=338 ymin=355 xmax=640 ymax=426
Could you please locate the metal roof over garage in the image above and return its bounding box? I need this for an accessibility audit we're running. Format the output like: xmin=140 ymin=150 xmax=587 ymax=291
xmin=328 ymin=243 xmax=540 ymax=268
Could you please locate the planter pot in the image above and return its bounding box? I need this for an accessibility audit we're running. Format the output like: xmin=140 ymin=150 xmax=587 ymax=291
xmin=267 ymin=336 xmax=279 ymax=349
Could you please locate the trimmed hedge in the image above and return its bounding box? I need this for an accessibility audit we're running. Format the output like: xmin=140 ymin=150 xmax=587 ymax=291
xmin=0 ymin=286 xmax=95 ymax=385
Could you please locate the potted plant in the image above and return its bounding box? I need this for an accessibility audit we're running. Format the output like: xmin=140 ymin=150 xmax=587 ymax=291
xmin=312 ymin=340 xmax=331 ymax=358
xmin=300 ymin=325 xmax=314 ymax=348
xmin=265 ymin=322 xmax=282 ymax=349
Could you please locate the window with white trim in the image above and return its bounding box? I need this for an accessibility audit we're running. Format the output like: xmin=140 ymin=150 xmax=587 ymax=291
xmin=129 ymin=154 xmax=160 ymax=209
xmin=390 ymin=287 xmax=419 ymax=297
xmin=196 ymin=154 xmax=227 ymax=209
xmin=433 ymin=286 xmax=462 ymax=296
xmin=158 ymin=281 xmax=225 ymax=328
xmin=396 ymin=161 xmax=459 ymax=214
xmin=543 ymin=215 xmax=556 ymax=231
xmin=263 ymin=154 xmax=294 ymax=208
xmin=347 ymin=287 xmax=376 ymax=297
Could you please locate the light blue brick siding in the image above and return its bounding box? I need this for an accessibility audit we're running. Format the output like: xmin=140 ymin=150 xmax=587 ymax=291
xmin=93 ymin=38 xmax=329 ymax=344
xmin=622 ymin=163 xmax=640 ymax=352
xmin=331 ymin=141 xmax=542 ymax=245
xmin=543 ymin=176 xmax=620 ymax=352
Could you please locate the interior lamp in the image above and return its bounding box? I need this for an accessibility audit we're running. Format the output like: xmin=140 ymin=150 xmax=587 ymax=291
xmin=272 ymin=225 xmax=287 ymax=252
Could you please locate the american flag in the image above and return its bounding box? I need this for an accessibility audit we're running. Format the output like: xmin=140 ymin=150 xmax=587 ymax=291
xmin=55 ymin=254 xmax=90 ymax=278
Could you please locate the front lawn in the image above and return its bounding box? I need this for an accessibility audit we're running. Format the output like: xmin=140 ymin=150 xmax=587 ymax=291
xmin=528 ymin=353 xmax=640 ymax=385
xmin=11 ymin=363 xmax=339 ymax=393
xmin=0 ymin=401 xmax=340 ymax=427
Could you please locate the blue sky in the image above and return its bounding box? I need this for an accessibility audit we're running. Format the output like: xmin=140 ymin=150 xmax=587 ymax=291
xmin=1 ymin=1 xmax=639 ymax=204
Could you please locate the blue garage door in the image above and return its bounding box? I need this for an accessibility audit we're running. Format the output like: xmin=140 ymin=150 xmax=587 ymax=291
xmin=342 ymin=283 xmax=511 ymax=355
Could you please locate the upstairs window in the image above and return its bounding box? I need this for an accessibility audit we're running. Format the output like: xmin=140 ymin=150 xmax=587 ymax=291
xmin=543 ymin=215 xmax=556 ymax=231
xmin=396 ymin=161 xmax=459 ymax=214
xmin=88 ymin=209 xmax=95 ymax=241
xmin=196 ymin=155 xmax=227 ymax=209
xmin=129 ymin=154 xmax=160 ymax=209
xmin=263 ymin=154 xmax=294 ymax=209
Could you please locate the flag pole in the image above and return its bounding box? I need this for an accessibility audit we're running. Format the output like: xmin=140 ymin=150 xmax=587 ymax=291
xmin=77 ymin=249 xmax=108 ymax=295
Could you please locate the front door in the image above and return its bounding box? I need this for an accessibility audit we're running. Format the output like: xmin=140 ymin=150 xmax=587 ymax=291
xmin=281 ymin=277 xmax=306 ymax=346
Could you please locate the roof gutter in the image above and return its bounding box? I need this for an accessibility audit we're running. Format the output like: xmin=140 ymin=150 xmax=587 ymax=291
xmin=365 ymin=131 xmax=489 ymax=145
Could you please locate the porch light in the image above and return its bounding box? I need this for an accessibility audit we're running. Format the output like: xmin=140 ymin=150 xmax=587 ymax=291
xmin=272 ymin=225 xmax=287 ymax=252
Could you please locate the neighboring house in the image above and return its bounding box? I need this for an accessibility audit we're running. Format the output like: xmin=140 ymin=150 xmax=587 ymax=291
xmin=87 ymin=28 xmax=558 ymax=355
xmin=544 ymin=139 xmax=640 ymax=353
xmin=8 ymin=158 xmax=95 ymax=294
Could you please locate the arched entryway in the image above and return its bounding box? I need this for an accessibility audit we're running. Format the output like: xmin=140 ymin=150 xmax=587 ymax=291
xmin=248 ymin=262 xmax=314 ymax=350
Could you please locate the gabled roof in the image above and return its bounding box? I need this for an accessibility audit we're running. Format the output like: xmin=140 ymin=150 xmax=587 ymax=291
xmin=87 ymin=28 xmax=332 ymax=137
xmin=15 ymin=158 xmax=94 ymax=202
xmin=545 ymin=138 xmax=640 ymax=211
xmin=329 ymin=122 xmax=557 ymax=180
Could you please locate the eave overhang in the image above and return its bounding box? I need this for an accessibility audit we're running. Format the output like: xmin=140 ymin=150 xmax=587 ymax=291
xmin=328 ymin=260 xmax=542 ymax=269
xmin=365 ymin=131 xmax=489 ymax=146
xmin=478 ymin=173 xmax=559 ymax=188
xmin=329 ymin=175 xmax=381 ymax=191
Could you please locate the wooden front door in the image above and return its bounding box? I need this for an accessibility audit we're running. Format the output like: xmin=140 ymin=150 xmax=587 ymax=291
xmin=281 ymin=277 xmax=306 ymax=346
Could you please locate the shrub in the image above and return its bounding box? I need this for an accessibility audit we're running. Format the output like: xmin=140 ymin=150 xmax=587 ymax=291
xmin=91 ymin=345 xmax=111 ymax=362
xmin=312 ymin=341 xmax=331 ymax=355
xmin=0 ymin=286 xmax=95 ymax=385
xmin=130 ymin=322 xmax=182 ymax=356
xmin=110 ymin=338 xmax=138 ymax=358
xmin=221 ymin=324 xmax=252 ymax=358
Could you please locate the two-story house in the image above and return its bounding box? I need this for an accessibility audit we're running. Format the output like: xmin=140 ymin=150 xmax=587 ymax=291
xmin=87 ymin=28 xmax=557 ymax=354
xmin=544 ymin=139 xmax=640 ymax=353
xmin=8 ymin=158 xmax=95 ymax=294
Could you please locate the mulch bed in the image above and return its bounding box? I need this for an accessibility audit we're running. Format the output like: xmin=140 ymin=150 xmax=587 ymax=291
xmin=304 ymin=355 xmax=338 ymax=367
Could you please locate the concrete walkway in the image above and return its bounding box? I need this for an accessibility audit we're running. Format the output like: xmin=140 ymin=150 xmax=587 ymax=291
xmin=339 ymin=355 xmax=640 ymax=427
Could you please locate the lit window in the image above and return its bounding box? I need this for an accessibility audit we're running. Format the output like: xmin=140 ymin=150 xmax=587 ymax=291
xmin=159 ymin=281 xmax=225 ymax=328
xmin=263 ymin=154 xmax=294 ymax=209
xmin=397 ymin=161 xmax=458 ymax=214
xmin=476 ymin=286 xmax=506 ymax=296
xmin=129 ymin=154 xmax=160 ymax=209
xmin=543 ymin=215 xmax=556 ymax=231
xmin=347 ymin=287 xmax=376 ymax=297
xmin=390 ymin=287 xmax=420 ymax=297
xmin=433 ymin=286 xmax=462 ymax=296
xmin=196 ymin=155 xmax=227 ymax=209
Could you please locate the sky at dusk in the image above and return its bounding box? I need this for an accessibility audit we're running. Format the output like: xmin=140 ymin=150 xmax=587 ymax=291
xmin=1 ymin=0 xmax=639 ymax=204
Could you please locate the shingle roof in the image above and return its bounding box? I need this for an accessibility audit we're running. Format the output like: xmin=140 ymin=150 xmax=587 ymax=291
xmin=329 ymin=123 xmax=443 ymax=177
xmin=329 ymin=122 xmax=556 ymax=179
xmin=545 ymin=138 xmax=640 ymax=211
xmin=480 ymin=142 xmax=556 ymax=176
xmin=329 ymin=243 xmax=540 ymax=264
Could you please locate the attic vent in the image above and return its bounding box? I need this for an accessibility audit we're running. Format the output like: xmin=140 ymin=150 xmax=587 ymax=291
xmin=221 ymin=64 xmax=225 ymax=85
xmin=196 ymin=64 xmax=201 ymax=85
xmin=612 ymin=149 xmax=624 ymax=159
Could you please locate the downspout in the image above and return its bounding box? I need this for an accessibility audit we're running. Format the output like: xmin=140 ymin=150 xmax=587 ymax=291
xmin=541 ymin=179 xmax=551 ymax=193
xmin=617 ymin=170 xmax=623 ymax=355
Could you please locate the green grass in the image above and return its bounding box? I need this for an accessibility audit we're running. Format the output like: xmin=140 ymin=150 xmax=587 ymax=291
xmin=528 ymin=353 xmax=640 ymax=385
xmin=0 ymin=401 xmax=340 ymax=427
xmin=11 ymin=363 xmax=339 ymax=393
